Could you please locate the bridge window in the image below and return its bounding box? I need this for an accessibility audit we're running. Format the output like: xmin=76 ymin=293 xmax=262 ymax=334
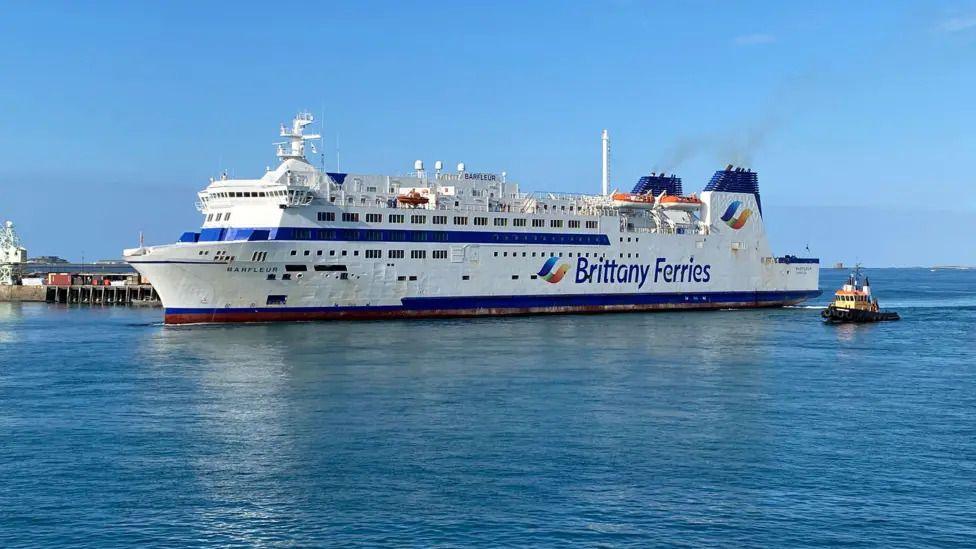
xmin=586 ymin=221 xmax=598 ymax=229
xmin=433 ymin=216 xmax=447 ymax=224
xmin=365 ymin=213 xmax=382 ymax=223
xmin=454 ymin=216 xmax=468 ymax=225
xmin=474 ymin=217 xmax=488 ymax=226
xmin=568 ymin=220 xmax=580 ymax=229
xmin=513 ymin=218 xmax=526 ymax=227
xmin=388 ymin=214 xmax=405 ymax=223
xmin=550 ymin=220 xmax=563 ymax=228
xmin=532 ymin=219 xmax=545 ymax=228
xmin=494 ymin=218 xmax=508 ymax=226
xmin=341 ymin=213 xmax=359 ymax=222
xmin=411 ymin=215 xmax=426 ymax=224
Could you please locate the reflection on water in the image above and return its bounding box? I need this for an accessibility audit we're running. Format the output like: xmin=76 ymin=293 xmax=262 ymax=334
xmin=830 ymin=320 xmax=878 ymax=343
xmin=128 ymin=312 xmax=796 ymax=542
xmin=0 ymin=303 xmax=22 ymax=343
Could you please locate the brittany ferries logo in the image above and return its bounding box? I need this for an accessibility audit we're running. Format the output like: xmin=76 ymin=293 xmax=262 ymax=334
xmin=537 ymin=257 xmax=570 ymax=283
xmin=720 ymin=201 xmax=752 ymax=230
xmin=538 ymin=257 xmax=712 ymax=288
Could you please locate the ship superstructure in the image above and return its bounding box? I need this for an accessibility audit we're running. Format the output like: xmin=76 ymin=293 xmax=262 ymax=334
xmin=124 ymin=112 xmax=820 ymax=324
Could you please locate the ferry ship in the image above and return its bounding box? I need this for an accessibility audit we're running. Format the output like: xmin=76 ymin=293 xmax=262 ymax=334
xmin=123 ymin=113 xmax=821 ymax=324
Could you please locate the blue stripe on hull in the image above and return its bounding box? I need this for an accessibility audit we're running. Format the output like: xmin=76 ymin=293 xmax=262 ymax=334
xmin=164 ymin=289 xmax=822 ymax=321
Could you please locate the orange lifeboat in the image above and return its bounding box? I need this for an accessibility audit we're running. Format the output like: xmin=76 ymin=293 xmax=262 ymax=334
xmin=396 ymin=190 xmax=429 ymax=206
xmin=658 ymin=194 xmax=703 ymax=211
xmin=611 ymin=192 xmax=656 ymax=209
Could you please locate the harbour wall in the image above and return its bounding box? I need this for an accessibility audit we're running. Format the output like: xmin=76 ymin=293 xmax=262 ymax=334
xmin=0 ymin=285 xmax=46 ymax=302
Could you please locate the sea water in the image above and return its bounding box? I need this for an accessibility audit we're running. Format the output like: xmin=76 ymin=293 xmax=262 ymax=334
xmin=1 ymin=269 xmax=974 ymax=547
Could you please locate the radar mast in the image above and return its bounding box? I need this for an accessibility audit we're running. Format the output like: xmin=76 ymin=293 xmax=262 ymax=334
xmin=275 ymin=112 xmax=321 ymax=161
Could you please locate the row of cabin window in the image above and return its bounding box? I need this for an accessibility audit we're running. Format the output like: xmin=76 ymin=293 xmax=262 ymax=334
xmin=493 ymin=251 xmax=640 ymax=259
xmin=286 ymin=228 xmax=602 ymax=245
xmin=206 ymin=212 xmax=232 ymax=222
xmin=267 ymin=272 xmax=348 ymax=282
xmin=210 ymin=190 xmax=288 ymax=199
xmin=316 ymin=211 xmax=597 ymax=229
xmin=197 ymin=249 xmax=235 ymax=261
xmin=288 ymin=249 xmax=449 ymax=260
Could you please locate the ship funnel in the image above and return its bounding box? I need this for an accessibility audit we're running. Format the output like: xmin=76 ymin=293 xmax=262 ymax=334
xmin=704 ymin=165 xmax=763 ymax=214
xmin=632 ymin=173 xmax=682 ymax=196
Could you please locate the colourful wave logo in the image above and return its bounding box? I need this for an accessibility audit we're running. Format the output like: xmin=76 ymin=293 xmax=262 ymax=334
xmin=720 ymin=200 xmax=752 ymax=230
xmin=537 ymin=257 xmax=570 ymax=283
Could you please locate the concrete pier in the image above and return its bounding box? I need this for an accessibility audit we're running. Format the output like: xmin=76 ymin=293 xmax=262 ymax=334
xmin=0 ymin=285 xmax=45 ymax=302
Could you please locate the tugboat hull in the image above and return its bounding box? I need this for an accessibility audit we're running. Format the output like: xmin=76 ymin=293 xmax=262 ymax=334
xmin=821 ymin=305 xmax=900 ymax=324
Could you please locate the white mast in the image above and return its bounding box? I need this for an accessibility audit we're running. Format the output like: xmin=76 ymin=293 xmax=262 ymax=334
xmin=601 ymin=129 xmax=610 ymax=196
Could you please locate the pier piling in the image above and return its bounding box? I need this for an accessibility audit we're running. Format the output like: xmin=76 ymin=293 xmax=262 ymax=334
xmin=43 ymin=284 xmax=159 ymax=306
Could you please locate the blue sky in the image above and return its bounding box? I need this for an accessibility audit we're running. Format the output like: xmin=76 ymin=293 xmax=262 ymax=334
xmin=2 ymin=1 xmax=974 ymax=266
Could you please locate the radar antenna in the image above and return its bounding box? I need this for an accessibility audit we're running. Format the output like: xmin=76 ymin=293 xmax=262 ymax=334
xmin=275 ymin=111 xmax=322 ymax=161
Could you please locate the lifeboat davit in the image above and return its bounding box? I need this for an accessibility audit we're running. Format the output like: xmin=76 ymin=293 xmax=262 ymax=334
xmin=396 ymin=190 xmax=429 ymax=206
xmin=610 ymin=192 xmax=656 ymax=209
xmin=658 ymin=194 xmax=703 ymax=211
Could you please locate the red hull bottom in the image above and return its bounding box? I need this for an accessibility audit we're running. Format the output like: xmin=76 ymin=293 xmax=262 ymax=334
xmin=164 ymin=299 xmax=809 ymax=325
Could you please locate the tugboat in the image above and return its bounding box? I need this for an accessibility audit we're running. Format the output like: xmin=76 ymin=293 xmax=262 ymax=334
xmin=822 ymin=268 xmax=900 ymax=323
